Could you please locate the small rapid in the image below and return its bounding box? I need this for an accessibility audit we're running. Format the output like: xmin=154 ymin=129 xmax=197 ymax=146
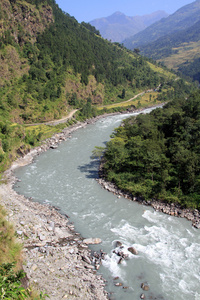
xmin=14 ymin=108 xmax=200 ymax=300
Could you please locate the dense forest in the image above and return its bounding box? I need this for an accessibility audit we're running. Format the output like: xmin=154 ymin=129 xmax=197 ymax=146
xmin=102 ymin=90 xmax=200 ymax=208
xmin=0 ymin=0 xmax=165 ymax=124
xmin=178 ymin=57 xmax=200 ymax=83
xmin=0 ymin=0 xmax=190 ymax=173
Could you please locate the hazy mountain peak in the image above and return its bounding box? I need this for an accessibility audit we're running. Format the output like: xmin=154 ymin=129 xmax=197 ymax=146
xmin=111 ymin=11 xmax=125 ymax=16
xmin=123 ymin=0 xmax=200 ymax=49
xmin=90 ymin=10 xmax=168 ymax=42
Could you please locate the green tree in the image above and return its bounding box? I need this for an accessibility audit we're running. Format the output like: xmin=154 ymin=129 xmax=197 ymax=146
xmin=121 ymin=89 xmax=126 ymax=99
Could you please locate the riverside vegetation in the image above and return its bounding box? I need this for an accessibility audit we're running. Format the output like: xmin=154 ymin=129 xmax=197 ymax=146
xmin=0 ymin=204 xmax=48 ymax=299
xmin=0 ymin=0 xmax=199 ymax=298
xmin=102 ymin=89 xmax=200 ymax=209
xmin=0 ymin=0 xmax=192 ymax=174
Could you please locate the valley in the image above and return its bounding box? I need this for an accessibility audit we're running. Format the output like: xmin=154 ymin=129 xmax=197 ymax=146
xmin=0 ymin=0 xmax=200 ymax=299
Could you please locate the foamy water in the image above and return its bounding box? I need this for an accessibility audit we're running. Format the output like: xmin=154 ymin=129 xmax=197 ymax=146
xmin=14 ymin=108 xmax=200 ymax=300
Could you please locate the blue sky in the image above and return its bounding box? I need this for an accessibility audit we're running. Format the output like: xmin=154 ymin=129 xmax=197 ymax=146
xmin=55 ymin=0 xmax=194 ymax=23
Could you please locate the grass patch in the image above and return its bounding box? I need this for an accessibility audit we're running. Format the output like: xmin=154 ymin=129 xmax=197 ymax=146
xmin=147 ymin=61 xmax=176 ymax=79
xmin=97 ymin=91 xmax=159 ymax=111
xmin=0 ymin=205 xmax=22 ymax=267
xmin=0 ymin=204 xmax=48 ymax=299
xmin=158 ymin=41 xmax=200 ymax=70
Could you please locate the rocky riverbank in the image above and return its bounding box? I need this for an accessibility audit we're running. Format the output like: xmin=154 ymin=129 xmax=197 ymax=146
xmin=0 ymin=103 xmax=169 ymax=299
xmin=0 ymin=121 xmax=110 ymax=300
xmin=97 ymin=176 xmax=200 ymax=229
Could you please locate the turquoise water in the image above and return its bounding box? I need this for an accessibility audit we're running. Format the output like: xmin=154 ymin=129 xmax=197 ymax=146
xmin=14 ymin=108 xmax=200 ymax=300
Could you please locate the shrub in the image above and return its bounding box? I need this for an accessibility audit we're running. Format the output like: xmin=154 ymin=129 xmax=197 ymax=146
xmin=0 ymin=262 xmax=27 ymax=299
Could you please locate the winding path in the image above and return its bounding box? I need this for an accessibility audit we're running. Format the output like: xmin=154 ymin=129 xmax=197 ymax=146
xmin=26 ymin=90 xmax=153 ymax=127
xmin=26 ymin=109 xmax=78 ymax=127
xmin=98 ymin=91 xmax=147 ymax=109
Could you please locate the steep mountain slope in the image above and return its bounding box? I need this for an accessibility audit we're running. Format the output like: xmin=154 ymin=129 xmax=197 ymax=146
xmin=0 ymin=0 xmax=173 ymax=124
xmin=90 ymin=11 xmax=168 ymax=43
xmin=0 ymin=0 xmax=192 ymax=173
xmin=140 ymin=19 xmax=200 ymax=82
xmin=123 ymin=0 xmax=200 ymax=49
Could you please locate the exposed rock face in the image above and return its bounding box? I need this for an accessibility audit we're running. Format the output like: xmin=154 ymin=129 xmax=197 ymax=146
xmin=115 ymin=241 xmax=122 ymax=247
xmin=0 ymin=0 xmax=54 ymax=44
xmin=0 ymin=0 xmax=54 ymax=87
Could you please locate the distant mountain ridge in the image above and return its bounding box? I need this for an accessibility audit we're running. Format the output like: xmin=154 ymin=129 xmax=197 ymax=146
xmin=123 ymin=0 xmax=200 ymax=49
xmin=140 ymin=19 xmax=200 ymax=82
xmin=141 ymin=19 xmax=200 ymax=60
xmin=122 ymin=0 xmax=200 ymax=82
xmin=89 ymin=10 xmax=168 ymax=42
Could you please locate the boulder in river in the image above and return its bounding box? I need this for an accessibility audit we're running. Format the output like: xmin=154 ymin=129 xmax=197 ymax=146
xmin=115 ymin=241 xmax=122 ymax=247
xmin=115 ymin=282 xmax=123 ymax=286
xmin=83 ymin=238 xmax=102 ymax=245
xmin=128 ymin=246 xmax=138 ymax=255
xmin=141 ymin=283 xmax=149 ymax=291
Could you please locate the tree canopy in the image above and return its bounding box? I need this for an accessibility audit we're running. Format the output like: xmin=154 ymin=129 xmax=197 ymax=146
xmin=103 ymin=90 xmax=200 ymax=208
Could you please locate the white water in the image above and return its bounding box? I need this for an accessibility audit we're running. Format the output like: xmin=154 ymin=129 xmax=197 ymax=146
xmin=14 ymin=108 xmax=200 ymax=300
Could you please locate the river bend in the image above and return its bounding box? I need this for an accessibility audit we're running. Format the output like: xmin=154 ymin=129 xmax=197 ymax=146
xmin=14 ymin=108 xmax=200 ymax=300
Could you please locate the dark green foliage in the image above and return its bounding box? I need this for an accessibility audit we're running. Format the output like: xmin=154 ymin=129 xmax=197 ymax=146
xmin=0 ymin=262 xmax=48 ymax=299
xmin=178 ymin=57 xmax=200 ymax=83
xmin=0 ymin=262 xmax=27 ymax=299
xmin=81 ymin=22 xmax=100 ymax=36
xmin=32 ymin=5 xmax=160 ymax=90
xmin=0 ymin=0 xmax=175 ymax=124
xmin=103 ymin=90 xmax=200 ymax=208
xmin=0 ymin=0 xmax=167 ymax=124
xmin=78 ymin=98 xmax=97 ymax=120
xmin=0 ymin=0 xmax=192 ymax=174
xmin=121 ymin=89 xmax=126 ymax=99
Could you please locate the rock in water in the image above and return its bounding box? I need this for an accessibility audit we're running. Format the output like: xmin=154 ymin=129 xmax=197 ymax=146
xmin=141 ymin=283 xmax=149 ymax=291
xmin=128 ymin=247 xmax=138 ymax=255
xmin=115 ymin=241 xmax=122 ymax=247
xmin=83 ymin=238 xmax=102 ymax=245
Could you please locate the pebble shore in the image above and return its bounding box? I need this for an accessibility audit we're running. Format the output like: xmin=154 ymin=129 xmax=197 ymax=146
xmin=0 ymin=121 xmax=109 ymax=300
xmin=0 ymin=103 xmax=189 ymax=299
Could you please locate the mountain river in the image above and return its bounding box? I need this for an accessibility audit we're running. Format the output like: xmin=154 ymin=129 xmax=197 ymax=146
xmin=14 ymin=107 xmax=200 ymax=300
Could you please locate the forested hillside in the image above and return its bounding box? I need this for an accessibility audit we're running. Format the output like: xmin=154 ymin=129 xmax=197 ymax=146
xmin=0 ymin=0 xmax=192 ymax=173
xmin=102 ymin=89 xmax=200 ymax=208
xmin=140 ymin=20 xmax=200 ymax=82
xmin=0 ymin=0 xmax=167 ymax=125
xmin=141 ymin=20 xmax=200 ymax=60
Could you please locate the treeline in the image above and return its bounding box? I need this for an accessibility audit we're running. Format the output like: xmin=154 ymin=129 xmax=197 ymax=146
xmin=0 ymin=0 xmax=193 ymax=173
xmin=0 ymin=0 xmax=168 ymax=125
xmin=102 ymin=90 xmax=200 ymax=208
xmin=178 ymin=57 xmax=200 ymax=83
